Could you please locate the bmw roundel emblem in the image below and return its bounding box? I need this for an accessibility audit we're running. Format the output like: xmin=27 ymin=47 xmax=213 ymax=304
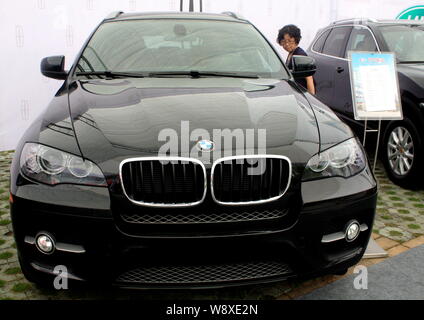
xmin=197 ymin=140 xmax=215 ymax=152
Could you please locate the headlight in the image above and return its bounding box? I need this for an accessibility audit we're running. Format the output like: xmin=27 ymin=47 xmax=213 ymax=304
xmin=303 ymin=138 xmax=366 ymax=180
xmin=20 ymin=143 xmax=107 ymax=186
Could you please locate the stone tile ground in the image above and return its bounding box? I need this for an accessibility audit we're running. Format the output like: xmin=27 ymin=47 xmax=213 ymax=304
xmin=0 ymin=150 xmax=423 ymax=300
xmin=373 ymin=164 xmax=424 ymax=242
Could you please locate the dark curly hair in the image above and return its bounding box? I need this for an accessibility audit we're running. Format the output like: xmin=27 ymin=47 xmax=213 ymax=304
xmin=277 ymin=24 xmax=302 ymax=44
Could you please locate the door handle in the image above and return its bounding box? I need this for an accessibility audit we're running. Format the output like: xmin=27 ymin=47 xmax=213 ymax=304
xmin=336 ymin=67 xmax=344 ymax=73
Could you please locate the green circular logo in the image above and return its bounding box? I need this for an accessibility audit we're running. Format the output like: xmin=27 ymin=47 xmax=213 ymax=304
xmin=396 ymin=5 xmax=424 ymax=20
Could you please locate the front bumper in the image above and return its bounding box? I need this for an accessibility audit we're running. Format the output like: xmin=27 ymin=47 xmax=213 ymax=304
xmin=10 ymin=171 xmax=377 ymax=289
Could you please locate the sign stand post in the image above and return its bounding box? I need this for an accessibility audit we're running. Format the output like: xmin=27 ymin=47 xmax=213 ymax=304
xmin=349 ymin=51 xmax=403 ymax=173
xmin=349 ymin=51 xmax=402 ymax=259
xmin=362 ymin=119 xmax=382 ymax=173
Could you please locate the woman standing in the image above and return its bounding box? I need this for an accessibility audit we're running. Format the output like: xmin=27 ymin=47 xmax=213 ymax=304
xmin=277 ymin=24 xmax=315 ymax=94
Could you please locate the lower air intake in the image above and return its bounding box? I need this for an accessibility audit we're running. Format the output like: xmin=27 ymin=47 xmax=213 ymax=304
xmin=116 ymin=261 xmax=292 ymax=285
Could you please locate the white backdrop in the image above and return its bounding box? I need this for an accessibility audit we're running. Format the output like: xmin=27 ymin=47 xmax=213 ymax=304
xmin=0 ymin=0 xmax=422 ymax=151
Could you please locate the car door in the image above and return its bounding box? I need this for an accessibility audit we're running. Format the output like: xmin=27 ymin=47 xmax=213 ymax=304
xmin=312 ymin=26 xmax=352 ymax=111
xmin=339 ymin=26 xmax=379 ymax=119
xmin=319 ymin=26 xmax=352 ymax=115
xmin=308 ymin=28 xmax=333 ymax=105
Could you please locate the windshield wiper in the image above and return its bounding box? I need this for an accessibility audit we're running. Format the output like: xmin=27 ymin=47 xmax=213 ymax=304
xmin=75 ymin=71 xmax=145 ymax=78
xmin=148 ymin=71 xmax=260 ymax=79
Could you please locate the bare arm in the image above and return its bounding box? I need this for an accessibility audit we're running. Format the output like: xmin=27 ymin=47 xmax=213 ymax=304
xmin=306 ymin=76 xmax=315 ymax=95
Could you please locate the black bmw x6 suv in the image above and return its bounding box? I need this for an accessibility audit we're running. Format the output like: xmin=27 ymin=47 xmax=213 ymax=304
xmin=10 ymin=11 xmax=377 ymax=289
xmin=307 ymin=19 xmax=424 ymax=188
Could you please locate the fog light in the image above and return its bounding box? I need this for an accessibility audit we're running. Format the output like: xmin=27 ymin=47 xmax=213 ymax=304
xmin=345 ymin=221 xmax=360 ymax=242
xmin=35 ymin=233 xmax=55 ymax=254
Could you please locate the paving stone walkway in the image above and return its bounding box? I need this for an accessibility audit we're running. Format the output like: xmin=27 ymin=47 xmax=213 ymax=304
xmin=0 ymin=150 xmax=423 ymax=300
xmin=373 ymin=165 xmax=424 ymax=242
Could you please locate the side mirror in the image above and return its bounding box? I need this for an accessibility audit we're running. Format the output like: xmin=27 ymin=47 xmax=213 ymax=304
xmin=41 ymin=56 xmax=67 ymax=80
xmin=291 ymin=55 xmax=316 ymax=79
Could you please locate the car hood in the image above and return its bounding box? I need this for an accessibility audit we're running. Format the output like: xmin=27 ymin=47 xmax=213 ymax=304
xmin=68 ymin=77 xmax=321 ymax=169
xmin=397 ymin=63 xmax=424 ymax=91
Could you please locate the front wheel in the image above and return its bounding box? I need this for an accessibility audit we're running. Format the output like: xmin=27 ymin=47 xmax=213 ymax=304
xmin=382 ymin=118 xmax=423 ymax=189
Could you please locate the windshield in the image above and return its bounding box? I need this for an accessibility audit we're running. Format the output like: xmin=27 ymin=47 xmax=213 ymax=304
xmin=75 ymin=19 xmax=287 ymax=79
xmin=379 ymin=24 xmax=424 ymax=63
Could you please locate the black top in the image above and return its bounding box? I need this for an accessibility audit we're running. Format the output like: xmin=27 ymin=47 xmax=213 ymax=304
xmin=286 ymin=46 xmax=308 ymax=90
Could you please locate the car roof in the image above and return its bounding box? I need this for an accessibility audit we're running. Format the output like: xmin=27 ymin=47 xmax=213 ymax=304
xmin=104 ymin=11 xmax=248 ymax=23
xmin=331 ymin=18 xmax=424 ymax=27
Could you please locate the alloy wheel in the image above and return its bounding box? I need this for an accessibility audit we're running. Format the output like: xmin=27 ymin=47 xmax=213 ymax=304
xmin=387 ymin=126 xmax=414 ymax=176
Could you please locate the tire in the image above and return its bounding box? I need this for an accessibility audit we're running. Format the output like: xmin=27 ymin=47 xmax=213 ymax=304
xmin=381 ymin=117 xmax=423 ymax=189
